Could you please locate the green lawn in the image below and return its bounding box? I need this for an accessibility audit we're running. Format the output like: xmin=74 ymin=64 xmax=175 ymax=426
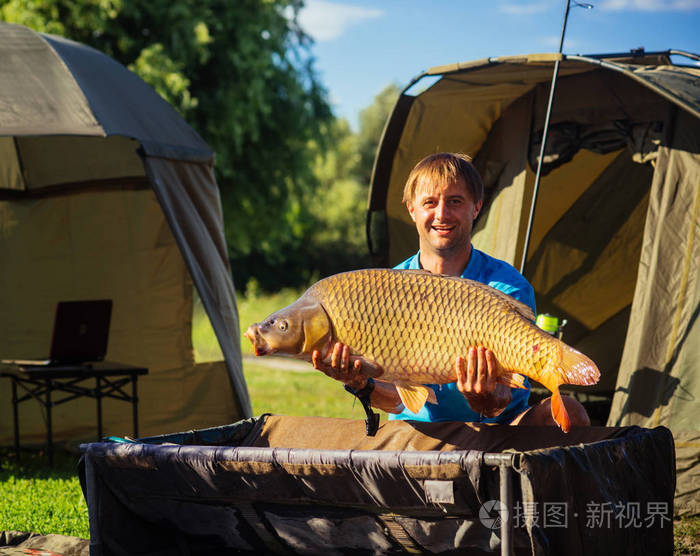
xmin=243 ymin=359 xmax=380 ymax=419
xmin=676 ymin=517 xmax=700 ymax=555
xmin=0 ymin=450 xmax=88 ymax=539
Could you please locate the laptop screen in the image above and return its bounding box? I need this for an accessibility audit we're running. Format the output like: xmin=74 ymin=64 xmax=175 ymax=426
xmin=49 ymin=299 xmax=113 ymax=364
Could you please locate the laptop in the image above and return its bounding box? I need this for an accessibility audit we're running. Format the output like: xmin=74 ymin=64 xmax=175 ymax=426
xmin=2 ymin=299 xmax=113 ymax=366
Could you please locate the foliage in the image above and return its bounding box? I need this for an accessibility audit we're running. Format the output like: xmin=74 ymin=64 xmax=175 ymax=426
xmin=304 ymin=117 xmax=372 ymax=274
xmin=356 ymin=83 xmax=401 ymax=185
xmin=1 ymin=0 xmax=333 ymax=288
xmin=229 ymin=111 xmax=378 ymax=291
xmin=1 ymin=1 xmax=403 ymax=292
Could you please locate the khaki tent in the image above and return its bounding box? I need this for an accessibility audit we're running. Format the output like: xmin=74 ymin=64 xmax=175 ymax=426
xmin=368 ymin=50 xmax=700 ymax=515
xmin=0 ymin=23 xmax=251 ymax=444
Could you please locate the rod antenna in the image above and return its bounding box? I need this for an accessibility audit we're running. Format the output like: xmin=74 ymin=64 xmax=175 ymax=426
xmin=519 ymin=0 xmax=593 ymax=274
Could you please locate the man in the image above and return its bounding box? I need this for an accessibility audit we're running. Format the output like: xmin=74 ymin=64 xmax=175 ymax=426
xmin=313 ymin=152 xmax=589 ymax=427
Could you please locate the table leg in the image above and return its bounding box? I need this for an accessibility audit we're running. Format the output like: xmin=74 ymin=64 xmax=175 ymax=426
xmin=11 ymin=379 xmax=20 ymax=460
xmin=46 ymin=379 xmax=53 ymax=467
xmin=132 ymin=374 xmax=139 ymax=439
xmin=96 ymin=376 xmax=103 ymax=440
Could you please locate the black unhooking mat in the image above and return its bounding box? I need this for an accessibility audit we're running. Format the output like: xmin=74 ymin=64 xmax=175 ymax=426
xmin=78 ymin=415 xmax=675 ymax=555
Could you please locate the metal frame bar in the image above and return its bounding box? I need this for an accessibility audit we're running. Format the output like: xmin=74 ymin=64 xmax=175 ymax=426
xmin=484 ymin=452 xmax=516 ymax=556
xmin=2 ymin=369 xmax=144 ymax=465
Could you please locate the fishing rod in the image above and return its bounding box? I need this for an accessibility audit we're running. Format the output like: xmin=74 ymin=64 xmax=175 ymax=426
xmin=519 ymin=0 xmax=593 ymax=274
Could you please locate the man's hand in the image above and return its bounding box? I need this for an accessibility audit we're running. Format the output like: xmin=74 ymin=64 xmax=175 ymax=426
xmin=311 ymin=342 xmax=367 ymax=390
xmin=456 ymin=346 xmax=512 ymax=418
xmin=312 ymin=343 xmax=404 ymax=413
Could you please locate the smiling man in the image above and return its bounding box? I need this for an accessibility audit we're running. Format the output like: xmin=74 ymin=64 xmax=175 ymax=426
xmin=389 ymin=152 xmax=535 ymax=422
xmin=403 ymin=152 xmax=490 ymax=275
xmin=314 ymin=152 xmax=590 ymax=427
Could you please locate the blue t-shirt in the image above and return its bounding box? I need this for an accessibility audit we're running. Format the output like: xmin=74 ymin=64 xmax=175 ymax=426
xmin=388 ymin=247 xmax=536 ymax=424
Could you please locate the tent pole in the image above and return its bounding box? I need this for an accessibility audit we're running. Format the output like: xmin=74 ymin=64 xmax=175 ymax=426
xmin=519 ymin=1 xmax=592 ymax=274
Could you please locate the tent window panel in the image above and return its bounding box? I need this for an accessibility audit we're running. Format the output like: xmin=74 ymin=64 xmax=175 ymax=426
xmin=0 ymin=196 xmax=72 ymax=260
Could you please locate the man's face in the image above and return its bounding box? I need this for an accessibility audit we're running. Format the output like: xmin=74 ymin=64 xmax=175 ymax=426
xmin=407 ymin=177 xmax=482 ymax=255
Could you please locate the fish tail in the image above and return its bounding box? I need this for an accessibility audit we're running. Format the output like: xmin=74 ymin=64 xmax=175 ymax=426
xmin=550 ymin=386 xmax=571 ymax=433
xmin=555 ymin=342 xmax=600 ymax=386
xmin=540 ymin=341 xmax=599 ymax=432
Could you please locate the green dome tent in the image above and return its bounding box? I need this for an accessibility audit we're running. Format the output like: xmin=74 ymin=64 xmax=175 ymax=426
xmin=0 ymin=23 xmax=251 ymax=443
xmin=368 ymin=50 xmax=700 ymax=516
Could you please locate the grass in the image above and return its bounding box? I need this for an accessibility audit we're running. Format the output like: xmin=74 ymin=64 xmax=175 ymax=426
xmin=243 ymin=360 xmax=384 ymax=420
xmin=0 ymin=450 xmax=88 ymax=539
xmin=676 ymin=516 xmax=700 ymax=555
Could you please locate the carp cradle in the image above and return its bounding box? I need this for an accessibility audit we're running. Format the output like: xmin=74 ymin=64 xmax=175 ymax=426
xmin=79 ymin=415 xmax=674 ymax=555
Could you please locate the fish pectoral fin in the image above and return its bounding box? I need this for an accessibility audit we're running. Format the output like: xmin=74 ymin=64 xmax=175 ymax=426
xmin=395 ymin=382 xmax=436 ymax=414
xmin=497 ymin=371 xmax=528 ymax=390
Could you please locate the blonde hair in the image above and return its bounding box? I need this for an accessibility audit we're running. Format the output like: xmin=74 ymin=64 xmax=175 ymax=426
xmin=402 ymin=152 xmax=484 ymax=204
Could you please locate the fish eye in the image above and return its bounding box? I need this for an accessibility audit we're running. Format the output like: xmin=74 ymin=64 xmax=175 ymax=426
xmin=278 ymin=320 xmax=288 ymax=331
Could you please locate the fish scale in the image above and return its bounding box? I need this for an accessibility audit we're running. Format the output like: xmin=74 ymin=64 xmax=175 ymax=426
xmin=246 ymin=268 xmax=600 ymax=431
xmin=306 ymin=269 xmax=552 ymax=384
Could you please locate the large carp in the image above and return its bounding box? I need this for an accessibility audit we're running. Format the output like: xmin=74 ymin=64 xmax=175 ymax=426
xmin=245 ymin=269 xmax=600 ymax=432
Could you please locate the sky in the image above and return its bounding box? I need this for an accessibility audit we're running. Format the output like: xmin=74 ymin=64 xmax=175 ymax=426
xmin=297 ymin=0 xmax=700 ymax=129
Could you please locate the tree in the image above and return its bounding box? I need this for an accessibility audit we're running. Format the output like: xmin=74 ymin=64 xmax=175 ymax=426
xmin=298 ymin=84 xmax=402 ymax=282
xmin=355 ymin=83 xmax=401 ymax=186
xmin=305 ymin=117 xmax=371 ymax=277
xmin=1 ymin=0 xmax=333 ymax=290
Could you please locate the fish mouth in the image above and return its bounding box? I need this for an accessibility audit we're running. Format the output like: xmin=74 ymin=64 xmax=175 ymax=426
xmin=244 ymin=325 xmax=274 ymax=356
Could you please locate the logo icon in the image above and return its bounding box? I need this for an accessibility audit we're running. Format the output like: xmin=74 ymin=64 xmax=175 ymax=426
xmin=479 ymin=499 xmax=508 ymax=530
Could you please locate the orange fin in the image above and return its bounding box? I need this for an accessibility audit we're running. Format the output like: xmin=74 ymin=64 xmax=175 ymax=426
xmin=497 ymin=371 xmax=528 ymax=390
xmin=550 ymin=387 xmax=571 ymax=433
xmin=558 ymin=344 xmax=600 ymax=386
xmin=395 ymin=383 xmax=437 ymax=414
